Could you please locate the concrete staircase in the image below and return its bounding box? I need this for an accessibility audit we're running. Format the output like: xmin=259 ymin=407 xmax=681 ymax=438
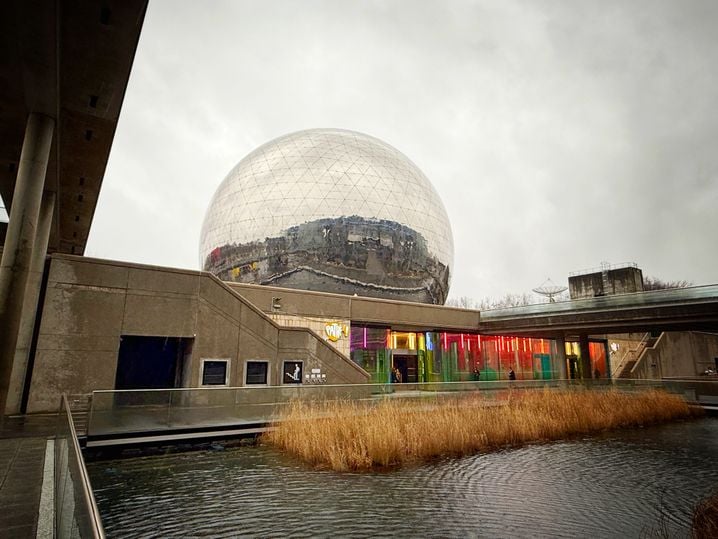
xmin=618 ymin=360 xmax=637 ymax=378
xmin=66 ymin=393 xmax=92 ymax=438
xmin=616 ymin=333 xmax=660 ymax=378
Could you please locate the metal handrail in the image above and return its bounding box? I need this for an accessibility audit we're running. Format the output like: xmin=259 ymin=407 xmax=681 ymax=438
xmin=610 ymin=333 xmax=650 ymax=378
xmin=568 ymin=262 xmax=638 ymax=276
xmin=60 ymin=394 xmax=105 ymax=538
xmin=629 ymin=332 xmax=664 ymax=377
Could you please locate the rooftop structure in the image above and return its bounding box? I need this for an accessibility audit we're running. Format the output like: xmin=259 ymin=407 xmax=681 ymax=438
xmin=568 ymin=262 xmax=644 ymax=300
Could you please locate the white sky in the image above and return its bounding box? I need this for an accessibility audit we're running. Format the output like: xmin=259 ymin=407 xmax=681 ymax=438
xmin=87 ymin=0 xmax=718 ymax=302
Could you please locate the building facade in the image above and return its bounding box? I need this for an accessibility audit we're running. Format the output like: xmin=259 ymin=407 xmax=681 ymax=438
xmin=16 ymin=254 xmax=717 ymax=414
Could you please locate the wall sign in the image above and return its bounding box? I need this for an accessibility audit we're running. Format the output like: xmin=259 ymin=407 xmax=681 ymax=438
xmin=305 ymin=367 xmax=327 ymax=384
xmin=325 ymin=322 xmax=349 ymax=342
xmin=283 ymin=361 xmax=303 ymax=384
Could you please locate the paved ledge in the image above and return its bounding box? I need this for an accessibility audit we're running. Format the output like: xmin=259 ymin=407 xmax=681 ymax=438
xmin=0 ymin=416 xmax=57 ymax=539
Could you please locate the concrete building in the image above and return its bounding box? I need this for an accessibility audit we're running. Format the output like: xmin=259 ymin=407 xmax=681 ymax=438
xmin=0 ymin=0 xmax=149 ymax=416
xmin=2 ymin=0 xmax=718 ymax=419
xmin=15 ymin=249 xmax=718 ymax=414
xmin=566 ymin=263 xmax=718 ymax=380
xmin=568 ymin=263 xmax=644 ymax=300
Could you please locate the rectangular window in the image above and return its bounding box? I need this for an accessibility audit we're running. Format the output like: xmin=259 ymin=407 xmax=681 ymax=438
xmin=201 ymin=359 xmax=229 ymax=386
xmin=245 ymin=361 xmax=269 ymax=385
xmin=282 ymin=361 xmax=303 ymax=384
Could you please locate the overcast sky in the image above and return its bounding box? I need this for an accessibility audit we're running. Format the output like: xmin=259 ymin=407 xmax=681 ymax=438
xmin=87 ymin=0 xmax=718 ymax=302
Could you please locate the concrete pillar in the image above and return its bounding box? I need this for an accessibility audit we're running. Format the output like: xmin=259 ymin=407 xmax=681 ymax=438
xmin=604 ymin=341 xmax=612 ymax=380
xmin=555 ymin=336 xmax=567 ymax=379
xmin=0 ymin=113 xmax=54 ymax=415
xmin=579 ymin=334 xmax=591 ymax=380
xmin=6 ymin=191 xmax=55 ymax=414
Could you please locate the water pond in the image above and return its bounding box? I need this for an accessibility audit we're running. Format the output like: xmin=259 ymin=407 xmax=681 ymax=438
xmin=87 ymin=418 xmax=718 ymax=538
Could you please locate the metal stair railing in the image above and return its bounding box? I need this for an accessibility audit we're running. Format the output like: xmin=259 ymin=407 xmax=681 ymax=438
xmin=611 ymin=333 xmax=650 ymax=378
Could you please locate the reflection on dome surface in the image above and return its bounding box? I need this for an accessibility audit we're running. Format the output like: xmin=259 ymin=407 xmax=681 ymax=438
xmin=200 ymin=128 xmax=453 ymax=304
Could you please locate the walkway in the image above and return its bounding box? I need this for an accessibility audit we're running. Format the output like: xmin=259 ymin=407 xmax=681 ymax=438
xmin=0 ymin=415 xmax=56 ymax=538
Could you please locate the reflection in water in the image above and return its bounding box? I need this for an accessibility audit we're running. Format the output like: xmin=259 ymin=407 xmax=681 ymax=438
xmin=88 ymin=419 xmax=718 ymax=538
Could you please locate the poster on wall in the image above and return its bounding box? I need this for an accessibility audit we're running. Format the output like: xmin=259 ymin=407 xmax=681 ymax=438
xmin=283 ymin=361 xmax=303 ymax=384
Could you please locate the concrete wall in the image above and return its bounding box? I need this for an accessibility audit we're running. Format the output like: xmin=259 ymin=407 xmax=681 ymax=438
xmin=569 ymin=267 xmax=644 ymax=299
xmin=270 ymin=313 xmax=351 ymax=357
xmin=601 ymin=332 xmax=649 ymax=377
xmin=229 ymin=281 xmax=480 ymax=332
xmin=277 ymin=327 xmax=367 ymax=385
xmin=632 ymin=331 xmax=718 ymax=379
xmin=26 ymin=255 xmax=368 ymax=412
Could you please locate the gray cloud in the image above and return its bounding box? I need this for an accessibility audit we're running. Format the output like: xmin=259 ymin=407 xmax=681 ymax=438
xmin=88 ymin=0 xmax=718 ymax=301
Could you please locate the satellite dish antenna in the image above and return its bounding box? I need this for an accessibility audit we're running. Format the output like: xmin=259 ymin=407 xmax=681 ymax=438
xmin=532 ymin=278 xmax=568 ymax=303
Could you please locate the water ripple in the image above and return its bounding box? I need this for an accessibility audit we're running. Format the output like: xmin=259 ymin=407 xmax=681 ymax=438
xmin=88 ymin=418 xmax=718 ymax=538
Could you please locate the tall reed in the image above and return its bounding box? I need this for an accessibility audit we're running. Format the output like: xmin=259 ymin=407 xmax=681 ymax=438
xmin=263 ymin=388 xmax=700 ymax=471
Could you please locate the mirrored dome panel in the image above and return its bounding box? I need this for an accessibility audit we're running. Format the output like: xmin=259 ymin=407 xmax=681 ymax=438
xmin=200 ymin=128 xmax=454 ymax=304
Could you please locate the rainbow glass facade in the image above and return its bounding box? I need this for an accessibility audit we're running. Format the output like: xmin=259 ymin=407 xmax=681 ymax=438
xmin=565 ymin=341 xmax=608 ymax=379
xmin=350 ymin=326 xmax=563 ymax=383
xmin=350 ymin=326 xmax=611 ymax=383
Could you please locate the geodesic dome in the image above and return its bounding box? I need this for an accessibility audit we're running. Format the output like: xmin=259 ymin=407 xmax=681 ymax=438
xmin=199 ymin=128 xmax=453 ymax=304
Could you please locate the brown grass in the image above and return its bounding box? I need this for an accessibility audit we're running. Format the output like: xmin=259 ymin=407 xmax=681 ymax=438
xmin=692 ymin=492 xmax=718 ymax=539
xmin=262 ymin=388 xmax=701 ymax=471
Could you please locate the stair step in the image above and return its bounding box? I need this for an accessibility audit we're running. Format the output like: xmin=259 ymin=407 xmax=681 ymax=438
xmin=66 ymin=393 xmax=92 ymax=437
xmin=619 ymin=360 xmax=637 ymax=378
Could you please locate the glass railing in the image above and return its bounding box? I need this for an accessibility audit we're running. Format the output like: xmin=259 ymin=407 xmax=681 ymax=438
xmin=56 ymin=394 xmax=105 ymax=538
xmin=646 ymin=378 xmax=718 ymax=406
xmin=480 ymin=283 xmax=718 ymax=320
xmin=85 ymin=379 xmax=711 ymax=439
xmin=88 ymin=384 xmax=386 ymax=437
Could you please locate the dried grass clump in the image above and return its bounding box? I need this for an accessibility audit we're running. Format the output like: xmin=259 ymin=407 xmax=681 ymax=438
xmin=692 ymin=492 xmax=718 ymax=539
xmin=262 ymin=388 xmax=700 ymax=471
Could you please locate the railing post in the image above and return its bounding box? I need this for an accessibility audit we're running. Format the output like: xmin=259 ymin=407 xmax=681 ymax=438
xmin=58 ymin=394 xmax=105 ymax=538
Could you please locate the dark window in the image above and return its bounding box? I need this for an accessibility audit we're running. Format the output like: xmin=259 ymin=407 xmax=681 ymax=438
xmin=202 ymin=360 xmax=228 ymax=386
xmin=246 ymin=361 xmax=268 ymax=385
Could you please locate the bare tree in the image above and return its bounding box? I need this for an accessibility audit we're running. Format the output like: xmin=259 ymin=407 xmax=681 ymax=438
xmin=484 ymin=292 xmax=535 ymax=309
xmin=446 ymin=292 xmax=539 ymax=310
xmin=445 ymin=296 xmax=477 ymax=309
xmin=643 ymin=276 xmax=692 ymax=291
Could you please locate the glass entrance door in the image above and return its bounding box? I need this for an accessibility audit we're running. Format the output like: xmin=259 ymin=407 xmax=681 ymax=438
xmin=393 ymin=355 xmax=418 ymax=383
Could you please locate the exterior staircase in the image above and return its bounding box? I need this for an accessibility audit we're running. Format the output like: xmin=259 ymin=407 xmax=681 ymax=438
xmin=616 ymin=333 xmax=660 ymax=378
xmin=66 ymin=393 xmax=92 ymax=438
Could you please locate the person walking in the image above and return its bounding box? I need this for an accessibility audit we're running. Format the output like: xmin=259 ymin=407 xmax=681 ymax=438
xmin=508 ymin=368 xmax=516 ymax=381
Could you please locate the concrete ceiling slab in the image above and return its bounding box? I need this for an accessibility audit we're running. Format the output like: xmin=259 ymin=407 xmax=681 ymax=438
xmin=0 ymin=0 xmax=148 ymax=255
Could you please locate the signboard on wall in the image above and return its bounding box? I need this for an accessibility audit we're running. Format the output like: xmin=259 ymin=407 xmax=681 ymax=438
xmin=283 ymin=361 xmax=303 ymax=384
xmin=305 ymin=367 xmax=327 ymax=384
xmin=325 ymin=322 xmax=349 ymax=342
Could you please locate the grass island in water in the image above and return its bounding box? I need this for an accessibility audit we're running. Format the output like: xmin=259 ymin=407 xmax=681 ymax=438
xmin=263 ymin=388 xmax=701 ymax=471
